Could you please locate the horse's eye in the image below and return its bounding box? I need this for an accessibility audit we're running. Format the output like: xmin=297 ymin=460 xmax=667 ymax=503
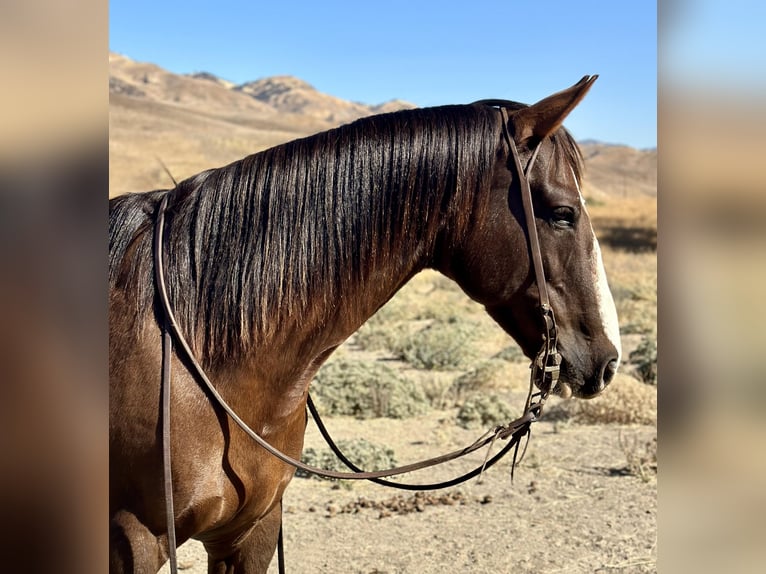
xmin=551 ymin=207 xmax=576 ymax=229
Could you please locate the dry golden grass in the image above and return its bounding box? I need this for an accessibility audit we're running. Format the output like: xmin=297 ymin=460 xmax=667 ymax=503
xmin=619 ymin=431 xmax=658 ymax=482
xmin=589 ymin=195 xmax=657 ymax=252
xmin=593 ymin=194 xmax=655 ymax=221
xmin=601 ymin=246 xmax=657 ymax=335
xmin=109 ymin=94 xmax=321 ymax=196
xmin=547 ymin=373 xmax=657 ymax=425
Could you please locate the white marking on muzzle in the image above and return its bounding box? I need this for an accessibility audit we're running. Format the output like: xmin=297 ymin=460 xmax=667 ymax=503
xmin=591 ymin=236 xmax=622 ymax=362
xmin=571 ymin=169 xmax=622 ymax=363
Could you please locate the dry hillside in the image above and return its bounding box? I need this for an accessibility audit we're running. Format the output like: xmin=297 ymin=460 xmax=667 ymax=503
xmin=109 ymin=53 xmax=655 ymax=210
xmin=109 ymin=52 xmax=416 ymax=196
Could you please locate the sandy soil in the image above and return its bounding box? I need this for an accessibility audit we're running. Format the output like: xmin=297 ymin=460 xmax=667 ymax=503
xmin=160 ymin=406 xmax=656 ymax=574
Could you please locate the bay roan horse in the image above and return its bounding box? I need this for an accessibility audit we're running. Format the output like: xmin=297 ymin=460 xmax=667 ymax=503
xmin=109 ymin=76 xmax=621 ymax=572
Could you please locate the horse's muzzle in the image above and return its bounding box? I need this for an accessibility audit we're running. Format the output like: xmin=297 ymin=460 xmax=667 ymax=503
xmin=556 ymin=353 xmax=619 ymax=399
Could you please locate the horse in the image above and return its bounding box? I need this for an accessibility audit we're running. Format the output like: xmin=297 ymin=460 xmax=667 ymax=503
xmin=109 ymin=76 xmax=620 ymax=573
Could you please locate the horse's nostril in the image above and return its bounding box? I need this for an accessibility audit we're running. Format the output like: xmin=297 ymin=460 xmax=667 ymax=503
xmin=602 ymin=358 xmax=619 ymax=385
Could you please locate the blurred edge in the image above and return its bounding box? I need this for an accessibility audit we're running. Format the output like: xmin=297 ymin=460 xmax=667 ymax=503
xmin=0 ymin=1 xmax=108 ymax=573
xmin=661 ymin=1 xmax=766 ymax=572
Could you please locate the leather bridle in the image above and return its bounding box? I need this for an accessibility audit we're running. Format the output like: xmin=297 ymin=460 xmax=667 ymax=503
xmin=495 ymin=104 xmax=563 ymax=403
xmin=151 ymin=105 xmax=562 ymax=573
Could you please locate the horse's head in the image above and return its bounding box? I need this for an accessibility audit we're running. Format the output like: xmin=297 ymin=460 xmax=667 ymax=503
xmin=444 ymin=77 xmax=621 ymax=399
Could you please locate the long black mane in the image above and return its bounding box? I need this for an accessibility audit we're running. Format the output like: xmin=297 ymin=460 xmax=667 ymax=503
xmin=109 ymin=103 xmax=582 ymax=365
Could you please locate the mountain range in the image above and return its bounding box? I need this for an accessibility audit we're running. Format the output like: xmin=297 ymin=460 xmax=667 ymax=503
xmin=109 ymin=52 xmax=656 ymax=202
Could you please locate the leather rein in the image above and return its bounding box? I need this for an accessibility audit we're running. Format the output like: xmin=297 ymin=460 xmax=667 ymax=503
xmin=152 ymin=106 xmax=561 ymax=573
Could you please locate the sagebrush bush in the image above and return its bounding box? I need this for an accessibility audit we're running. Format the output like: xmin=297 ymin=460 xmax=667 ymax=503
xmin=456 ymin=394 xmax=516 ymax=429
xmin=353 ymin=307 xmax=412 ymax=352
xmin=601 ymin=245 xmax=657 ymax=337
xmin=420 ymin=372 xmax=457 ymax=409
xmin=493 ymin=345 xmax=527 ymax=363
xmin=392 ymin=318 xmax=477 ymax=370
xmin=297 ymin=438 xmax=397 ymax=480
xmin=450 ymin=360 xmax=509 ymax=401
xmin=312 ymin=358 xmax=428 ymax=419
xmin=629 ymin=335 xmax=657 ymax=386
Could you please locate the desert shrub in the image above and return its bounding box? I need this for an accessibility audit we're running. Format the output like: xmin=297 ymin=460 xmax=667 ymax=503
xmin=422 ymin=361 xmax=527 ymax=409
xmin=353 ymin=297 xmax=417 ymax=352
xmin=312 ymin=358 xmax=428 ymax=419
xmin=392 ymin=318 xmax=477 ymax=370
xmin=430 ymin=272 xmax=464 ymax=293
xmin=493 ymin=345 xmax=527 ymax=363
xmin=456 ymin=394 xmax=516 ymax=429
xmin=354 ymin=315 xmax=410 ymax=352
xmin=610 ymin=282 xmax=657 ymax=335
xmin=545 ymin=373 xmax=656 ymax=425
xmin=619 ymin=432 xmax=657 ymax=482
xmin=449 ymin=360 xmax=509 ymax=402
xmin=297 ymin=438 xmax=396 ymax=480
xmin=420 ymin=372 xmax=457 ymax=409
xmin=629 ymin=335 xmax=657 ymax=386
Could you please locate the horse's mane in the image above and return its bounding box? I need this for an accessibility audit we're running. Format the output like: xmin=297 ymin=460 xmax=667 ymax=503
xmin=109 ymin=103 xmax=583 ymax=365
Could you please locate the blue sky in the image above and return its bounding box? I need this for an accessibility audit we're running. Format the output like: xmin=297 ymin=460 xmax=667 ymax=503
xmin=663 ymin=0 xmax=766 ymax=90
xmin=110 ymin=1 xmax=656 ymax=149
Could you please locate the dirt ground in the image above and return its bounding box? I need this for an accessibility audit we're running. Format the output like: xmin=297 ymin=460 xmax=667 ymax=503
xmin=160 ymin=402 xmax=656 ymax=574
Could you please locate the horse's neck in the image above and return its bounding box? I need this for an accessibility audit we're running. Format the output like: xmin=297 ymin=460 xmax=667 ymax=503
xmin=292 ymin=250 xmax=428 ymax=353
xmin=271 ymin=183 xmax=446 ymax=352
xmin=230 ymin=253 xmax=428 ymax=425
xmin=251 ymin=223 xmax=429 ymax=376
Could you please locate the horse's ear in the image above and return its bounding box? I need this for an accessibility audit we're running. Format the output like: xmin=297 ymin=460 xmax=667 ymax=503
xmin=510 ymin=75 xmax=598 ymax=144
